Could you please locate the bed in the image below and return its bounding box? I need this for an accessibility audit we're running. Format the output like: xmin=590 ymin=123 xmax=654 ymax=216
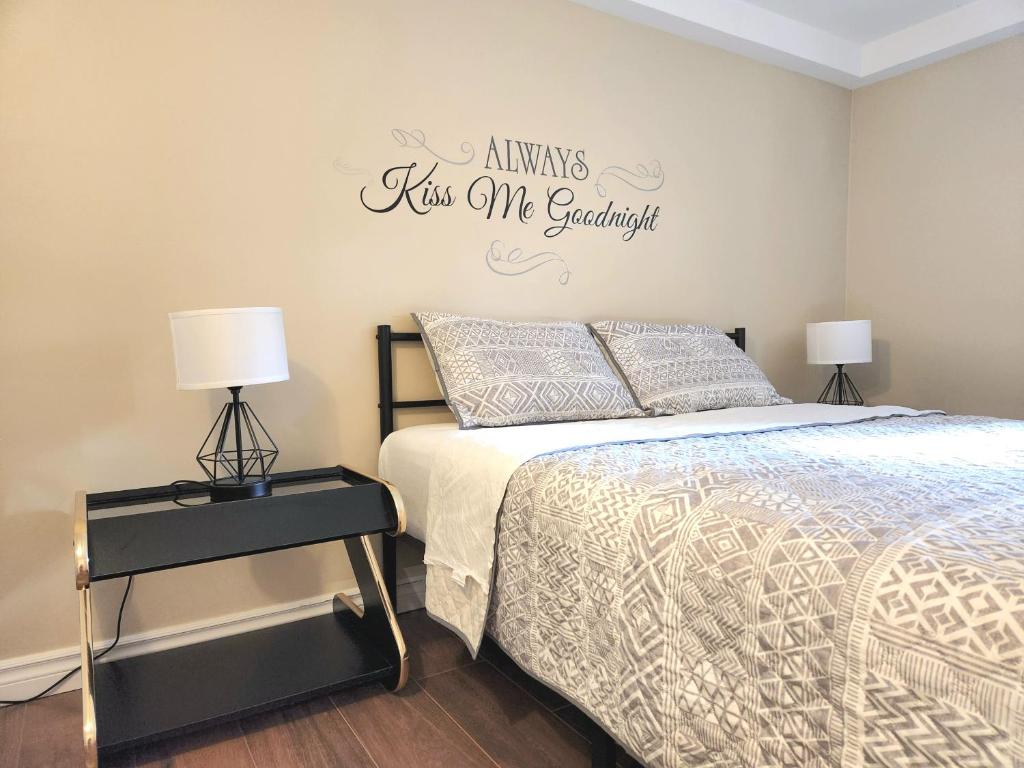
xmin=374 ymin=324 xmax=1024 ymax=768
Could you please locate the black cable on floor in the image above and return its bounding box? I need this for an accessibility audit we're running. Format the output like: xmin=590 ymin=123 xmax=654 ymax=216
xmin=0 ymin=575 xmax=133 ymax=706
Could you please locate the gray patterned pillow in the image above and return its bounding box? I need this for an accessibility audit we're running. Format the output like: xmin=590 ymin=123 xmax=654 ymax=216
xmin=588 ymin=321 xmax=791 ymax=415
xmin=413 ymin=312 xmax=644 ymax=429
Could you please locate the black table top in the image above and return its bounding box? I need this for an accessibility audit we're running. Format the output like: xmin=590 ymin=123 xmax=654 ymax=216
xmin=85 ymin=467 xmax=399 ymax=581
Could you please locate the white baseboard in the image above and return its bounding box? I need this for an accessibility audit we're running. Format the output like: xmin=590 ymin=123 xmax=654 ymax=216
xmin=0 ymin=576 xmax=425 ymax=705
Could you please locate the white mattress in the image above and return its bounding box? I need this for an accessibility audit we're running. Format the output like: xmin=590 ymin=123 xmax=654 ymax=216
xmin=377 ymin=422 xmax=459 ymax=541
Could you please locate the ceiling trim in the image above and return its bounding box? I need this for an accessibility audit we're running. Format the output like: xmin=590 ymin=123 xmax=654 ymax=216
xmin=571 ymin=0 xmax=1024 ymax=88
xmin=859 ymin=0 xmax=1024 ymax=85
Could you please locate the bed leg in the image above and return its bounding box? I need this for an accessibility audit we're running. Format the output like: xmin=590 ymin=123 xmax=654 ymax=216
xmin=590 ymin=719 xmax=616 ymax=768
xmin=383 ymin=532 xmax=398 ymax=610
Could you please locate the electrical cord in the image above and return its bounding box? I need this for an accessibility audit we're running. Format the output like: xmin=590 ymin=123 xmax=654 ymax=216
xmin=171 ymin=479 xmax=209 ymax=507
xmin=0 ymin=575 xmax=134 ymax=706
xmin=3 ymin=480 xmax=204 ymax=706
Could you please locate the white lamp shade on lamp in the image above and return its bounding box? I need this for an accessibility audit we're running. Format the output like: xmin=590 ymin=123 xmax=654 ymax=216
xmin=806 ymin=320 xmax=872 ymax=365
xmin=169 ymin=307 xmax=289 ymax=390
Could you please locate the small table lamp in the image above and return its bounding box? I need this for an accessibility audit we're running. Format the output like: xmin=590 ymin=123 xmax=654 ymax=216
xmin=806 ymin=320 xmax=871 ymax=406
xmin=169 ymin=307 xmax=289 ymax=502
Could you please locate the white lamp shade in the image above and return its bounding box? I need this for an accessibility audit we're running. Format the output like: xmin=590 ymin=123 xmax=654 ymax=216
xmin=806 ymin=320 xmax=872 ymax=365
xmin=169 ymin=307 xmax=289 ymax=390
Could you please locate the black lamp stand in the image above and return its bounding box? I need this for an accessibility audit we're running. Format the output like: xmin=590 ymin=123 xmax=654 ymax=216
xmin=816 ymin=364 xmax=864 ymax=406
xmin=197 ymin=385 xmax=279 ymax=502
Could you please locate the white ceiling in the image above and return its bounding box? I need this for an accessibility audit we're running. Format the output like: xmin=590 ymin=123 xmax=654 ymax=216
xmin=571 ymin=0 xmax=1024 ymax=88
xmin=742 ymin=0 xmax=971 ymax=43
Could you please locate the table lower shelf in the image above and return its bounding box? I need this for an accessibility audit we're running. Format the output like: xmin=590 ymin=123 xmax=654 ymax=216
xmin=95 ymin=609 xmax=394 ymax=755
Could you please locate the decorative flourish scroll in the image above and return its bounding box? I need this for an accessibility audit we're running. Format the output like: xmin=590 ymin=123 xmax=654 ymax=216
xmin=333 ymin=158 xmax=370 ymax=176
xmin=485 ymin=240 xmax=571 ymax=285
xmin=391 ymin=128 xmax=475 ymax=166
xmin=594 ymin=160 xmax=664 ymax=198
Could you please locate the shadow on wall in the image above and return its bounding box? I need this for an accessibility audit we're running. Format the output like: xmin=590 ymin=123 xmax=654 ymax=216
xmin=0 ymin=505 xmax=141 ymax=647
xmin=1 ymin=507 xmax=76 ymax=633
xmin=777 ymin=327 xmax=817 ymax=403
xmin=856 ymin=339 xmax=891 ymax=405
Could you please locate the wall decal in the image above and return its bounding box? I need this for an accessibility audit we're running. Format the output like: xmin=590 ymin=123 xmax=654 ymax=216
xmin=594 ymin=161 xmax=664 ymax=198
xmin=333 ymin=159 xmax=370 ymax=176
xmin=342 ymin=131 xmax=664 ymax=284
xmin=391 ymin=128 xmax=475 ymax=166
xmin=485 ymin=239 xmax=571 ymax=286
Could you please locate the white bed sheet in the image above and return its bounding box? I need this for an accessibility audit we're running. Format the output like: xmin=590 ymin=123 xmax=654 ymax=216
xmin=379 ymin=403 xmax=935 ymax=651
xmin=375 ymin=422 xmax=458 ymax=541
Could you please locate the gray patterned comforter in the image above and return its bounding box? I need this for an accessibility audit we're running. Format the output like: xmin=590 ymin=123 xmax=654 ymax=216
xmin=486 ymin=414 xmax=1024 ymax=767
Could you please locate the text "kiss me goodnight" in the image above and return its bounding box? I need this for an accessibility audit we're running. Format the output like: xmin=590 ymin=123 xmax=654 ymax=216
xmin=359 ymin=136 xmax=661 ymax=243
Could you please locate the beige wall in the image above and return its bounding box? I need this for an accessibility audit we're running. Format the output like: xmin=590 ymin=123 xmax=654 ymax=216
xmin=0 ymin=0 xmax=854 ymax=661
xmin=846 ymin=36 xmax=1024 ymax=418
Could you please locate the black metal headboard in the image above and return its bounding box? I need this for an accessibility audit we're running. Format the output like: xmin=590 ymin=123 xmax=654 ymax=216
xmin=376 ymin=324 xmax=746 ymax=443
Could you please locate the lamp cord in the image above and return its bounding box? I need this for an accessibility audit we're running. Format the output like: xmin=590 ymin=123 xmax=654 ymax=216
xmin=0 ymin=575 xmax=133 ymax=706
xmin=171 ymin=479 xmax=209 ymax=507
xmin=2 ymin=481 xmax=209 ymax=706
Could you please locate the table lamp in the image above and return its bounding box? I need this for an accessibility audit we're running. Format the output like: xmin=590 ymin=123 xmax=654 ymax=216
xmin=806 ymin=320 xmax=871 ymax=406
xmin=169 ymin=307 xmax=289 ymax=502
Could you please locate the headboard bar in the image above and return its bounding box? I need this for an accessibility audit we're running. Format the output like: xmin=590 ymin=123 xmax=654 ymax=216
xmin=732 ymin=327 xmax=746 ymax=354
xmin=376 ymin=323 xmax=747 ymax=443
xmin=376 ymin=324 xmax=392 ymax=441
xmin=377 ymin=325 xmax=446 ymax=442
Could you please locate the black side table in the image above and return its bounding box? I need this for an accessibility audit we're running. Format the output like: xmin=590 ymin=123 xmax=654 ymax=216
xmin=72 ymin=466 xmax=407 ymax=767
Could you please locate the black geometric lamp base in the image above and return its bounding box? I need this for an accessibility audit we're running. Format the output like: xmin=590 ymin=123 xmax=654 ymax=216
xmin=197 ymin=385 xmax=279 ymax=502
xmin=816 ymin=364 xmax=864 ymax=406
xmin=207 ymin=477 xmax=273 ymax=503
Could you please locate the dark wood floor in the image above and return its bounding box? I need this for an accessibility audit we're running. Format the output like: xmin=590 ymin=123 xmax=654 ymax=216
xmin=0 ymin=610 xmax=633 ymax=768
